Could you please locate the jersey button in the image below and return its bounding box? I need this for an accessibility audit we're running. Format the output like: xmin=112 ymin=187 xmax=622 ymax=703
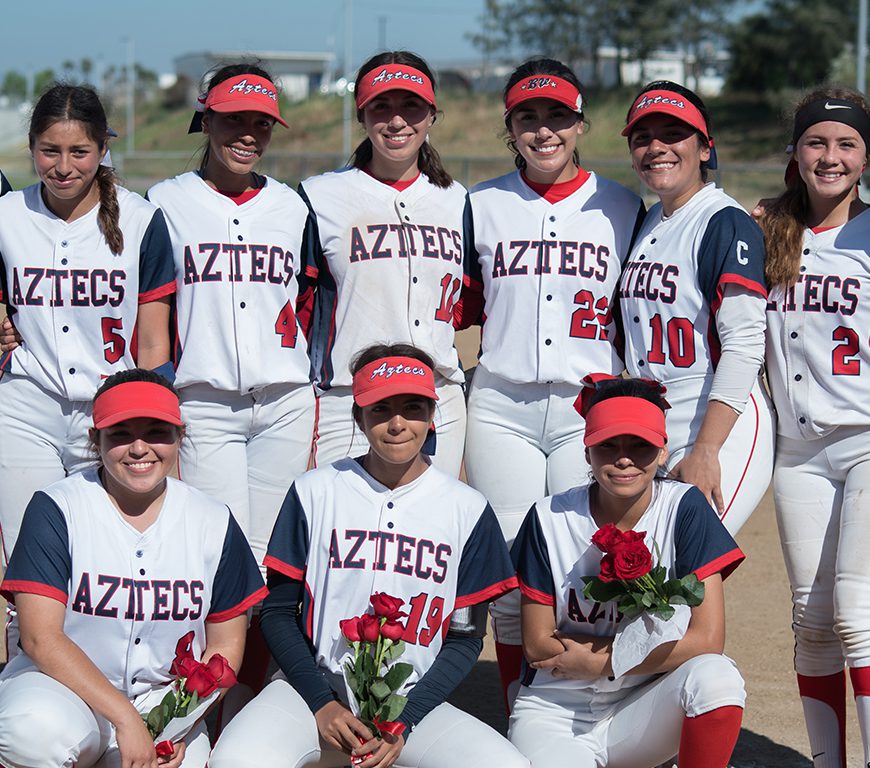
xmin=650 ymin=238 xmax=657 ymax=244
xmin=387 ymin=502 xmax=394 ymax=508
xmin=240 ymin=302 xmax=246 ymax=308
xmin=638 ymin=360 xmax=645 ymax=367
xmin=549 ymin=216 xmax=556 ymax=222
xmin=790 ymin=332 xmax=798 ymax=339
xmin=633 ymin=316 xmax=639 ymax=323
xmin=61 ymin=258 xmax=68 ymax=265
xmin=68 ymin=367 xmax=76 ymax=374
xmin=136 ymin=550 xmax=143 ymax=558
xmin=549 ymin=231 xmax=556 ymax=237
xmin=412 ymin=277 xmax=418 ymax=284
xmin=546 ymin=294 xmax=552 ymax=301
xmin=638 ymin=254 xmax=646 ymax=261
xmin=61 ymin=240 xmax=68 ymax=247
xmin=134 ymin=638 xmax=141 ymax=645
xmin=139 ymin=568 xmax=145 ymax=576
xmin=387 ymin=521 xmax=394 ymax=529
xmin=794 ymin=374 xmax=802 ymax=381
xmin=799 ymin=417 xmax=806 ymax=424
xmin=131 ymin=677 xmax=137 ymax=684
xmin=237 ymin=235 xmax=244 ymax=241
xmin=233 ymin=219 xmax=240 ymax=225
xmin=545 ymin=338 xmax=552 ymax=345
xmin=399 ymin=202 xmax=406 ymax=208
xmin=404 ymin=216 xmax=410 ymax=222
xmin=62 ymin=326 xmax=69 ymax=333
xmin=803 ymin=248 xmax=810 ymax=255
xmin=800 ymin=265 xmax=807 ymax=272
xmin=414 ymin=320 xmax=420 ymax=326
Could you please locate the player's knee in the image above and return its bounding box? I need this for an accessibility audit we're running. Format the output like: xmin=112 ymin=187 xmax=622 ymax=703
xmin=793 ymin=621 xmax=843 ymax=674
xmin=678 ymin=654 xmax=745 ymax=716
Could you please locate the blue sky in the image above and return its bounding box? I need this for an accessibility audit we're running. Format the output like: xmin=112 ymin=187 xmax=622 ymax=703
xmin=4 ymin=0 xmax=490 ymax=79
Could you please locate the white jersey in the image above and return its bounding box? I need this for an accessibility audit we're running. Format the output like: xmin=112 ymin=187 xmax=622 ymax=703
xmin=765 ymin=210 xmax=870 ymax=440
xmin=147 ymin=172 xmax=311 ymax=393
xmin=1 ymin=469 xmax=266 ymax=697
xmin=468 ymin=170 xmax=643 ymax=384
xmin=513 ymin=480 xmax=743 ymax=695
xmin=300 ymin=168 xmax=470 ymax=389
xmin=619 ymin=183 xmax=767 ymax=392
xmin=0 ymin=184 xmax=176 ymax=401
xmin=264 ymin=458 xmax=517 ymax=691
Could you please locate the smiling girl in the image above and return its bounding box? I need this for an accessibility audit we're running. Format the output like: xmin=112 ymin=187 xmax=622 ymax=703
xmin=758 ymin=86 xmax=870 ymax=768
xmin=509 ymin=376 xmax=745 ymax=767
xmin=210 ymin=343 xmax=527 ymax=768
xmin=300 ymin=51 xmax=470 ymax=477
xmin=617 ymin=80 xmax=774 ymax=536
xmin=459 ymin=58 xmax=644 ymax=707
xmin=0 ymin=369 xmax=265 ymax=768
xmin=0 ymin=85 xmax=174 ymax=625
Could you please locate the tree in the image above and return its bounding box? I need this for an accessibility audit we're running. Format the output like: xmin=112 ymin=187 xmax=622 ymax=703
xmin=80 ymin=57 xmax=93 ymax=85
xmin=1 ymin=70 xmax=27 ymax=101
xmin=34 ymin=68 xmax=56 ymax=98
xmin=727 ymin=0 xmax=851 ymax=92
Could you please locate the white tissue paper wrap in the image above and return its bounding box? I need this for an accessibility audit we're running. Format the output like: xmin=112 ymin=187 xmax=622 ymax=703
xmin=610 ymin=604 xmax=691 ymax=678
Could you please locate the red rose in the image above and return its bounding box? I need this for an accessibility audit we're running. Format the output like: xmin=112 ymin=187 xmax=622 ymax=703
xmin=184 ymin=661 xmax=219 ymax=697
xmin=155 ymin=741 xmax=175 ymax=758
xmin=340 ymin=616 xmax=363 ymax=643
xmin=359 ymin=613 xmax=381 ymax=643
xmin=380 ymin=619 xmax=405 ymax=641
xmin=598 ymin=553 xmax=618 ymax=582
xmin=612 ymin=540 xmax=653 ymax=580
xmin=591 ymin=524 xmax=625 ymax=554
xmin=621 ymin=529 xmax=646 ymax=545
xmin=205 ymin=653 xmax=237 ymax=689
xmin=370 ymin=592 xmax=407 ymax=620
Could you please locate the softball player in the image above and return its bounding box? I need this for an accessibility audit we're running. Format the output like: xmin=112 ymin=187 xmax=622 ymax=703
xmin=0 ymin=368 xmax=266 ymax=768
xmin=146 ymin=62 xmax=315 ymax=724
xmin=758 ymin=86 xmax=870 ymax=768
xmin=210 ymin=343 xmax=528 ymax=768
xmin=618 ymin=80 xmax=775 ymax=535
xmin=509 ymin=376 xmax=745 ymax=768
xmin=0 ymin=84 xmax=174 ymax=577
xmin=301 ymin=51 xmax=470 ymax=477
xmin=461 ymin=58 xmax=644 ymax=706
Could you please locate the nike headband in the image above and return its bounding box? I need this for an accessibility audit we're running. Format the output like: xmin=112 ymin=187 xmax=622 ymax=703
xmin=791 ymin=98 xmax=870 ymax=150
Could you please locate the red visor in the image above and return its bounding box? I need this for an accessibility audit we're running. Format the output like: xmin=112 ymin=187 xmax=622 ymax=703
xmin=93 ymin=382 xmax=183 ymax=429
xmin=352 ymin=357 xmax=438 ymax=407
xmin=622 ymin=89 xmax=709 ymax=139
xmin=504 ymin=75 xmax=583 ymax=116
xmin=579 ymin=396 xmax=667 ymax=448
xmin=355 ymin=64 xmax=436 ymax=110
xmin=202 ymin=74 xmax=287 ymax=127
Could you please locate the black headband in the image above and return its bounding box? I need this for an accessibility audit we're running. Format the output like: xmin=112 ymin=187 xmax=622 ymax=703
xmin=791 ymin=98 xmax=870 ymax=149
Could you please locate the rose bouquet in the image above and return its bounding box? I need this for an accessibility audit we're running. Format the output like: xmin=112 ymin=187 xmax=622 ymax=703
xmin=583 ymin=523 xmax=704 ymax=619
xmin=142 ymin=631 xmax=237 ymax=756
xmin=340 ymin=592 xmax=414 ymax=764
xmin=583 ymin=523 xmax=705 ymax=678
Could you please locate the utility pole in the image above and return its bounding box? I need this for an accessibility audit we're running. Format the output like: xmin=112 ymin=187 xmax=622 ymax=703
xmin=126 ymin=38 xmax=136 ymax=155
xmin=859 ymin=0 xmax=868 ymax=93
xmin=342 ymin=0 xmax=353 ymax=160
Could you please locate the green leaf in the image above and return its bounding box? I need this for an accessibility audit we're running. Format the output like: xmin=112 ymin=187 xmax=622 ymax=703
xmin=670 ymin=595 xmax=688 ymax=605
xmin=370 ymin=679 xmax=392 ymax=700
xmin=654 ymin=604 xmax=675 ymax=621
xmin=641 ymin=592 xmax=654 ymax=608
xmin=680 ymin=575 xmax=705 ymax=604
xmin=383 ymin=640 xmax=406 ymax=662
xmin=380 ymin=693 xmax=408 ymax=722
xmin=189 ymin=689 xmax=199 ymax=712
xmin=584 ymin=579 xmax=626 ymax=603
xmin=147 ymin=705 xmax=164 ymax=734
xmin=384 ymin=662 xmax=414 ymax=691
xmin=621 ymin=604 xmax=643 ymax=619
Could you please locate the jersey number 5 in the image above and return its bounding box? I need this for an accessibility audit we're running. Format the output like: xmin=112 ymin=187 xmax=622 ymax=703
xmin=101 ymin=317 xmax=126 ymax=364
xmin=274 ymin=300 xmax=298 ymax=348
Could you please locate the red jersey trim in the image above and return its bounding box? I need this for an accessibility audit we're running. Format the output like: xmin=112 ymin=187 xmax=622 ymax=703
xmin=263 ymin=555 xmax=305 ymax=580
xmin=694 ymin=548 xmax=745 ymax=582
xmin=716 ymin=273 xmax=768 ymax=305
xmin=1 ymin=580 xmax=68 ymax=605
xmin=206 ymin=585 xmax=269 ymax=623
xmin=139 ymin=280 xmax=177 ymax=304
xmin=518 ymin=578 xmax=555 ymax=606
xmin=454 ymin=576 xmax=518 ymax=609
xmin=305 ymin=264 xmax=319 ymax=279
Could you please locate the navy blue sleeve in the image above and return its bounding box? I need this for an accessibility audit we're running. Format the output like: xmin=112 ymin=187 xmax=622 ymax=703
xmin=260 ymin=572 xmax=337 ymax=713
xmin=0 ymin=171 xmax=10 ymax=197
xmin=2 ymin=492 xmax=71 ymax=604
xmin=207 ymin=512 xmax=267 ymax=621
xmin=455 ymin=505 xmax=517 ymax=608
xmin=627 ymin=201 xmax=647 ymax=261
xmin=398 ymin=634 xmax=483 ymax=730
xmin=264 ymin=484 xmax=310 ymax=580
xmin=673 ymin=486 xmax=745 ymax=581
xmin=510 ymin=505 xmax=555 ymax=606
xmin=138 ymin=209 xmax=177 ymax=300
xmin=697 ymin=207 xmax=767 ymax=310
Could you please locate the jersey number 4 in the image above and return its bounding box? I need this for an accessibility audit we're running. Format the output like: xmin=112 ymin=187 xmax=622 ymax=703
xmin=274 ymin=300 xmax=299 ymax=348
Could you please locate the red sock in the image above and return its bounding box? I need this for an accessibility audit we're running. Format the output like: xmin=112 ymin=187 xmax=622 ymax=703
xmin=678 ymin=705 xmax=742 ymax=768
xmin=850 ymin=665 xmax=870 ymax=697
xmin=798 ymin=671 xmax=846 ymax=767
xmin=236 ymin=614 xmax=271 ymax=693
xmin=494 ymin=641 xmax=524 ymax=714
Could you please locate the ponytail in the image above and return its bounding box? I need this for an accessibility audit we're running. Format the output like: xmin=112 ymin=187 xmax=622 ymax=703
xmin=95 ymin=165 xmax=123 ymax=256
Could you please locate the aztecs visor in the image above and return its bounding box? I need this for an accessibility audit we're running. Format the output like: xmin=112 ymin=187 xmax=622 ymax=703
xmin=93 ymin=382 xmax=183 ymax=429
xmin=352 ymin=357 xmax=439 ymax=407
xmin=504 ymin=75 xmax=583 ymax=116
xmin=355 ymin=64 xmax=436 ymax=110
xmin=622 ymin=89 xmax=717 ymax=169
xmin=189 ymin=74 xmax=287 ymax=133
xmin=579 ymin=396 xmax=668 ymax=448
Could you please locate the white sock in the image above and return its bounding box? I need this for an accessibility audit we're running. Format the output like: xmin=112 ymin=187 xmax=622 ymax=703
xmin=802 ymin=696 xmax=845 ymax=768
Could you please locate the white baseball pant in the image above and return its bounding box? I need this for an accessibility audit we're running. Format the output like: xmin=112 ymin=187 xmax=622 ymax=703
xmin=0 ymin=664 xmax=210 ymax=767
xmin=508 ymin=654 xmax=745 ymax=767
xmin=464 ymin=364 xmax=591 ymax=646
xmin=774 ymin=425 xmax=870 ymax=675
xmin=209 ymin=677 xmax=530 ymax=768
xmin=312 ymin=378 xmax=466 ymax=477
xmin=661 ymin=377 xmax=775 ymax=536
xmin=178 ymin=381 xmax=315 ymax=571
